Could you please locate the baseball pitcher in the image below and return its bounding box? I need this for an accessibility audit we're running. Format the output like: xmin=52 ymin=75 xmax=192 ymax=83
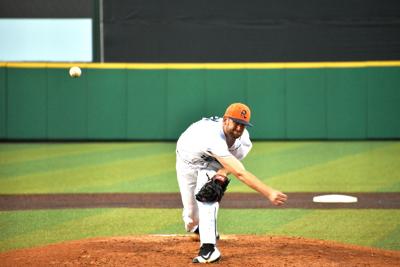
xmin=176 ymin=103 xmax=287 ymax=263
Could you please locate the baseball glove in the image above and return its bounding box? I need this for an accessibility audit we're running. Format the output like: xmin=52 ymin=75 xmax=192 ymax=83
xmin=195 ymin=174 xmax=230 ymax=203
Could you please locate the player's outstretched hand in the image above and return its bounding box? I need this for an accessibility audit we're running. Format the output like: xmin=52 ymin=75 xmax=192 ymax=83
xmin=268 ymin=190 xmax=287 ymax=206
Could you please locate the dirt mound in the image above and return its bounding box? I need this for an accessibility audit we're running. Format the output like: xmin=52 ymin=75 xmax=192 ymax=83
xmin=1 ymin=235 xmax=399 ymax=267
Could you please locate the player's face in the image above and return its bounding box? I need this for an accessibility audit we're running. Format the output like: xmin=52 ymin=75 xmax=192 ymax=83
xmin=223 ymin=118 xmax=245 ymax=139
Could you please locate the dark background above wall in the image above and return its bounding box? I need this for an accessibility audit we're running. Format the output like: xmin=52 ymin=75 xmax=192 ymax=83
xmin=103 ymin=0 xmax=400 ymax=62
xmin=0 ymin=0 xmax=93 ymax=18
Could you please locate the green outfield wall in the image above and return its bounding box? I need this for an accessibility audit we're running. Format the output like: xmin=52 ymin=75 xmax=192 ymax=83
xmin=0 ymin=62 xmax=399 ymax=140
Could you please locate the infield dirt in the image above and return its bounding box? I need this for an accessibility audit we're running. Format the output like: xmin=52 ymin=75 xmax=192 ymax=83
xmin=1 ymin=235 xmax=399 ymax=266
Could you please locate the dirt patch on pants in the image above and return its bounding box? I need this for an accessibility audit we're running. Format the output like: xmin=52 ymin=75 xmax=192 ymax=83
xmin=1 ymin=235 xmax=399 ymax=267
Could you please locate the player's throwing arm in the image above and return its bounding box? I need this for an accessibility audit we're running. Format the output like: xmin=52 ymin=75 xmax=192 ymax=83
xmin=214 ymin=154 xmax=287 ymax=206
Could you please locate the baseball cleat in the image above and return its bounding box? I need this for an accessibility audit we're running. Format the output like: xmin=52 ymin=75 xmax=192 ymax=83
xmin=192 ymin=243 xmax=221 ymax=263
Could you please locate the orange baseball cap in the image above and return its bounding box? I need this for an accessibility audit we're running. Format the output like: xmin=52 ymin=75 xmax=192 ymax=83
xmin=224 ymin=103 xmax=253 ymax=127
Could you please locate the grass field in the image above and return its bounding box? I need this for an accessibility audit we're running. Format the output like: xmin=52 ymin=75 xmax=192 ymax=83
xmin=0 ymin=141 xmax=399 ymax=252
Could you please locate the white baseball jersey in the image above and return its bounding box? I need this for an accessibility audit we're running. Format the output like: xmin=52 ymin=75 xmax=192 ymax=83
xmin=176 ymin=117 xmax=252 ymax=169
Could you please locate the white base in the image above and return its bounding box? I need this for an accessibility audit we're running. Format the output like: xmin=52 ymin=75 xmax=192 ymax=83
xmin=313 ymin=194 xmax=358 ymax=203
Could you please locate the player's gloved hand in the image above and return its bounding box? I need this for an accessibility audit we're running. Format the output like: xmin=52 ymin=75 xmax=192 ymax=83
xmin=195 ymin=174 xmax=230 ymax=203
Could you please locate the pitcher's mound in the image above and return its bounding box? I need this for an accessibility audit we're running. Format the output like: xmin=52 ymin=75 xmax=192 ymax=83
xmin=1 ymin=235 xmax=399 ymax=266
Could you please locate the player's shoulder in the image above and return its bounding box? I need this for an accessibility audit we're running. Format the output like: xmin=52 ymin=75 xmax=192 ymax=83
xmin=196 ymin=117 xmax=222 ymax=130
xmin=200 ymin=116 xmax=223 ymax=124
xmin=199 ymin=117 xmax=227 ymax=143
xmin=184 ymin=116 xmax=222 ymax=138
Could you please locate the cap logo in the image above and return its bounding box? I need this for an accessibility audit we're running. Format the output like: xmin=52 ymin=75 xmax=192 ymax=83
xmin=240 ymin=110 xmax=247 ymax=119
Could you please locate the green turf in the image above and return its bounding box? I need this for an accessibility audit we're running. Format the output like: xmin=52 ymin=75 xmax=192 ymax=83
xmin=0 ymin=142 xmax=178 ymax=193
xmin=0 ymin=208 xmax=399 ymax=252
xmin=239 ymin=141 xmax=400 ymax=192
xmin=0 ymin=141 xmax=399 ymax=193
xmin=0 ymin=142 xmax=399 ymax=252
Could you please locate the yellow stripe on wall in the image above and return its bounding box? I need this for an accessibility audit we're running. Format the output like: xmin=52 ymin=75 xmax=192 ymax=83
xmin=2 ymin=61 xmax=400 ymax=69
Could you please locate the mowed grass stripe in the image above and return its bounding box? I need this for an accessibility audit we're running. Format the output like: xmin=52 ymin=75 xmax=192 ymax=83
xmin=2 ymin=209 xmax=399 ymax=252
xmin=243 ymin=142 xmax=309 ymax=157
xmin=0 ymin=143 xmax=150 ymax=165
xmin=0 ymin=153 xmax=176 ymax=193
xmin=0 ymin=209 xmax=106 ymax=241
xmin=0 ymin=144 xmax=54 ymax=153
xmin=374 ymin=224 xmax=400 ymax=250
xmin=0 ymin=141 xmax=304 ymax=168
xmin=243 ymin=141 xmax=391 ymax=178
xmin=147 ymin=209 xmax=310 ymax=236
xmin=380 ymin=180 xmax=400 ymax=192
xmin=0 ymin=142 xmax=313 ymax=194
xmin=0 ymin=208 xmax=181 ymax=252
xmin=81 ymin=170 xmax=179 ymax=192
xmin=267 ymin=142 xmax=400 ymax=192
xmin=0 ymin=142 xmax=399 ymax=193
xmin=218 ymin=209 xmax=312 ymax=234
xmin=0 ymin=143 xmax=175 ymax=179
xmin=230 ymin=141 xmax=394 ymax=191
xmin=269 ymin=210 xmax=400 ymax=250
xmin=0 ymin=141 xmax=298 ymax=170
xmin=76 ymin=157 xmax=178 ymax=193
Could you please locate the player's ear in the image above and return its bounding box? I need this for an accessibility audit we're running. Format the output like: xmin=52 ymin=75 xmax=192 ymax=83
xmin=222 ymin=117 xmax=229 ymax=127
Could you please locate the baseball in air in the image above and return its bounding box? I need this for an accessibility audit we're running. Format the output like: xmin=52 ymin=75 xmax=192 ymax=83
xmin=69 ymin=66 xmax=82 ymax=78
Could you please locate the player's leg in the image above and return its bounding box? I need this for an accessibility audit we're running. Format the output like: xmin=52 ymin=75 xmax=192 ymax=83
xmin=192 ymin=168 xmax=221 ymax=263
xmin=176 ymin=155 xmax=199 ymax=232
xmin=195 ymin=168 xmax=220 ymax=244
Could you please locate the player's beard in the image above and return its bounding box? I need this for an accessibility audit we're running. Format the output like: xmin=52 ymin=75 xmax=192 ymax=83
xmin=231 ymin=129 xmax=243 ymax=139
xmin=223 ymin=118 xmax=244 ymax=140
